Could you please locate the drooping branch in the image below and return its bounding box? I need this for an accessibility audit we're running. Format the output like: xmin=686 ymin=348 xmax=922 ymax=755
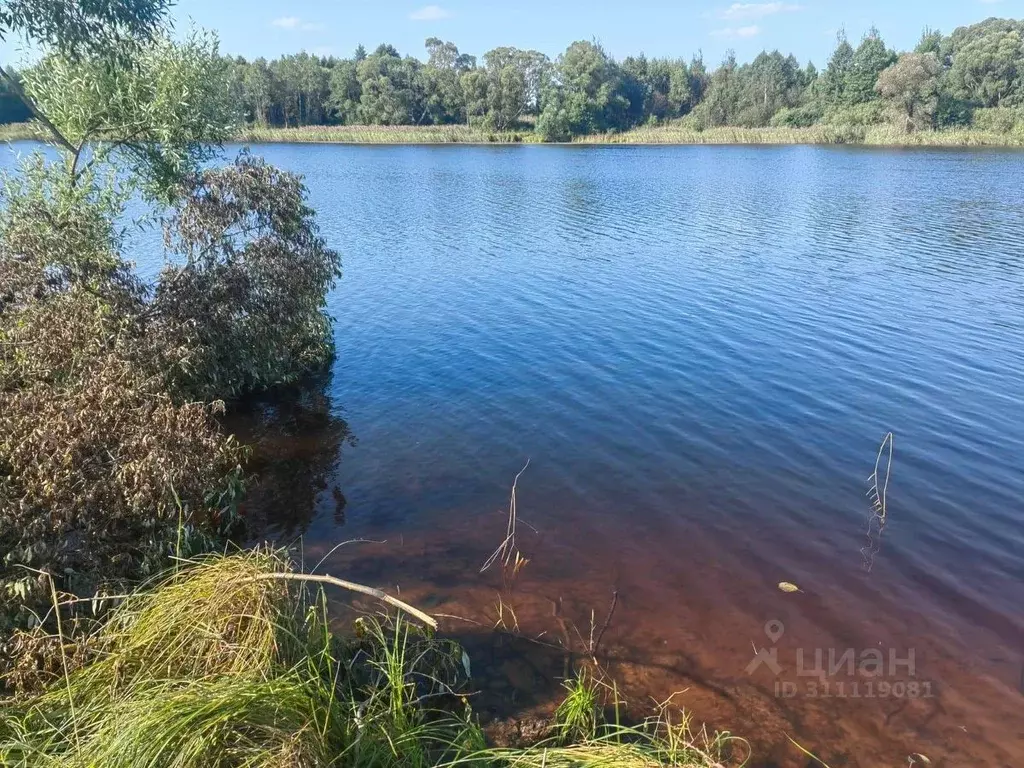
xmin=0 ymin=63 xmax=77 ymax=155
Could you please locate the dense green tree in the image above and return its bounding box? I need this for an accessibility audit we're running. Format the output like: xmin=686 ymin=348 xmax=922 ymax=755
xmin=820 ymin=32 xmax=855 ymax=105
xmin=877 ymin=52 xmax=943 ymax=130
xmin=327 ymin=59 xmax=362 ymax=124
xmin=357 ymin=48 xmax=422 ymax=124
xmin=916 ymin=27 xmax=944 ymax=56
xmin=239 ymin=57 xmax=275 ymax=125
xmin=461 ymin=68 xmax=489 ymax=126
xmin=689 ymin=52 xmax=709 ymax=110
xmin=538 ymin=40 xmax=631 ymax=140
xmin=739 ymin=50 xmax=801 ymax=125
xmin=472 ymin=46 xmax=550 ymax=129
xmin=272 ymin=53 xmax=330 ymax=126
xmin=696 ymin=52 xmax=743 ymax=127
xmin=846 ymin=27 xmax=897 ymax=104
xmin=621 ymin=55 xmax=691 ymax=122
xmin=944 ymin=18 xmax=1024 ymax=107
xmin=420 ymin=38 xmax=474 ymax=123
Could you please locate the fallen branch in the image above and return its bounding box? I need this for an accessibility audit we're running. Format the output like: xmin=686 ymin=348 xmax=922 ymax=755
xmin=242 ymin=572 xmax=437 ymax=629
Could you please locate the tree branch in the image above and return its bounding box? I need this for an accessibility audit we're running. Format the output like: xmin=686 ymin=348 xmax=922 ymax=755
xmin=241 ymin=572 xmax=437 ymax=629
xmin=0 ymin=63 xmax=76 ymax=155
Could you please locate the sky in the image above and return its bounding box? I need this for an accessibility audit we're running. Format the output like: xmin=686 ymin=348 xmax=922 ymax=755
xmin=2 ymin=0 xmax=1022 ymax=68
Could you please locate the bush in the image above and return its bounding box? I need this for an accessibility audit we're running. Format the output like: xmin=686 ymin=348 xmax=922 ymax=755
xmin=971 ymin=106 xmax=1024 ymax=134
xmin=935 ymin=93 xmax=973 ymax=128
xmin=769 ymin=104 xmax=823 ymax=128
xmin=0 ymin=152 xmax=343 ymax=634
xmin=822 ymin=101 xmax=886 ymax=127
xmin=0 ymin=287 xmax=245 ymax=631
xmin=151 ymin=154 xmax=343 ymax=401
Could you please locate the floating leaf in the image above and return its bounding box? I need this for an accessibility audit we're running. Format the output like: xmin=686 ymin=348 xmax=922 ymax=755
xmin=910 ymin=754 xmax=931 ymax=765
xmin=778 ymin=582 xmax=802 ymax=593
xmin=461 ymin=650 xmax=472 ymax=679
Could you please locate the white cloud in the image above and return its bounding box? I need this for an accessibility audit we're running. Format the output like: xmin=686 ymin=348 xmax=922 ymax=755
xmin=270 ymin=16 xmax=324 ymax=31
xmin=711 ymin=25 xmax=762 ymax=39
xmin=719 ymin=2 xmax=801 ymax=20
xmin=409 ymin=5 xmax=452 ymax=21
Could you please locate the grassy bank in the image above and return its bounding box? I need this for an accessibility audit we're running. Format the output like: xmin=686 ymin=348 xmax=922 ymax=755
xmin=3 ymin=121 xmax=1023 ymax=147
xmin=0 ymin=551 xmax=743 ymax=767
xmin=576 ymin=124 xmax=1024 ymax=146
xmin=236 ymin=124 xmax=540 ymax=144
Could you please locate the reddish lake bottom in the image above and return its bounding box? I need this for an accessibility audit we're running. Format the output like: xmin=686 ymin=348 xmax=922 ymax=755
xmin=280 ymin=497 xmax=1022 ymax=768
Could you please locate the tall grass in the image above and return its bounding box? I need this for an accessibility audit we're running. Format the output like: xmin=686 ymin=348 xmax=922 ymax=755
xmin=576 ymin=124 xmax=1024 ymax=146
xmin=235 ymin=124 xmax=540 ymax=145
xmin=3 ymin=119 xmax=1022 ymax=147
xmin=0 ymin=551 xmax=740 ymax=767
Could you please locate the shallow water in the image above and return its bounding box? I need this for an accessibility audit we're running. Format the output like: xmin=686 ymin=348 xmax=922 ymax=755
xmin=7 ymin=142 xmax=1024 ymax=765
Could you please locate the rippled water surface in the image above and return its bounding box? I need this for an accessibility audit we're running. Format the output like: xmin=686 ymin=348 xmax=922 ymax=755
xmin=10 ymin=142 xmax=1024 ymax=766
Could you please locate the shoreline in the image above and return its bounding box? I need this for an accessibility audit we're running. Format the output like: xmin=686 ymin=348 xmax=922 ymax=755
xmin=3 ymin=122 xmax=1024 ymax=149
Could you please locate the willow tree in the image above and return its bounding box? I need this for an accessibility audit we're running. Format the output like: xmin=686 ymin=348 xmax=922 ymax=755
xmin=876 ymin=52 xmax=943 ymax=131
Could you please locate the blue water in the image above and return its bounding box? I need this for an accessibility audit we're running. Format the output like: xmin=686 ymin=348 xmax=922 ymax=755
xmin=4 ymin=141 xmax=1023 ymax=765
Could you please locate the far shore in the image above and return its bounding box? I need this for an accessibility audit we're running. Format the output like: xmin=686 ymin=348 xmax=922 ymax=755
xmin=2 ymin=121 xmax=1023 ymax=148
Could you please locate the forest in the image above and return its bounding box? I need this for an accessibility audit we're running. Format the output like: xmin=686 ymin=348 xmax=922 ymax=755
xmin=187 ymin=18 xmax=1024 ymax=139
xmin=2 ymin=18 xmax=1022 ymax=141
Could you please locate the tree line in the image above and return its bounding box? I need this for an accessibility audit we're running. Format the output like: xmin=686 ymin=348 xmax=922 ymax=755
xmin=212 ymin=17 xmax=1024 ymax=138
xmin=1 ymin=17 xmax=1022 ymax=138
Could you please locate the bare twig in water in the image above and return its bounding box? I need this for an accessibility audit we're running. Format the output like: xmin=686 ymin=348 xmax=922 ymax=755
xmin=241 ymin=572 xmax=437 ymax=629
xmin=480 ymin=459 xmax=531 ymax=573
xmin=592 ymin=590 xmax=619 ymax=658
xmin=862 ymin=432 xmax=894 ymax=572
xmin=311 ymin=538 xmax=386 ymax=574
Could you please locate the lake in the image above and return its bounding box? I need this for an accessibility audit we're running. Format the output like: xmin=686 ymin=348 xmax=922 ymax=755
xmin=6 ymin=141 xmax=1023 ymax=766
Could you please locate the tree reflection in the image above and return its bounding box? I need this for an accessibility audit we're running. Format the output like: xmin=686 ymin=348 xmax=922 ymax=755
xmin=223 ymin=372 xmax=355 ymax=541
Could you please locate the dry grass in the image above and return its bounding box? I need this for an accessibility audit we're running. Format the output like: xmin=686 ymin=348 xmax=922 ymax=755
xmin=576 ymin=124 xmax=1024 ymax=147
xmin=4 ymin=119 xmax=1023 ymax=147
xmin=235 ymin=124 xmax=539 ymax=145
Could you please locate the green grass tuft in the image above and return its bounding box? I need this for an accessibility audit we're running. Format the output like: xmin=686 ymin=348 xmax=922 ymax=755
xmin=0 ymin=551 xmax=741 ymax=767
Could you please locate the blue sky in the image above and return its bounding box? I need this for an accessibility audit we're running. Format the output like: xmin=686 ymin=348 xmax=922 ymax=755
xmin=2 ymin=1 xmax=1022 ymax=67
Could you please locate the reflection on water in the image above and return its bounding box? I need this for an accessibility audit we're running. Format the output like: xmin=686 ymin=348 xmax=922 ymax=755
xmin=242 ymin=145 xmax=1024 ymax=768
xmin=223 ymin=372 xmax=355 ymax=540
xmin=6 ymin=141 xmax=1022 ymax=767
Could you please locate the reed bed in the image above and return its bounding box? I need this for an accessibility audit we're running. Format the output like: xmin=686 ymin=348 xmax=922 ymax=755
xmin=575 ymin=124 xmax=1024 ymax=146
xmin=0 ymin=550 xmax=739 ymax=767
xmin=2 ymin=119 xmax=1021 ymax=147
xmin=235 ymin=124 xmax=539 ymax=145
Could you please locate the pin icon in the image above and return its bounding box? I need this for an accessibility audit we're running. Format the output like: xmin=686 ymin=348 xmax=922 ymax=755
xmin=764 ymin=620 xmax=785 ymax=644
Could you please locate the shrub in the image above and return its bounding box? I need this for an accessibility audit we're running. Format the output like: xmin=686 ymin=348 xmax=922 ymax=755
xmin=0 ymin=289 xmax=245 ymax=630
xmin=971 ymin=106 xmax=1024 ymax=134
xmin=151 ymin=154 xmax=343 ymax=401
xmin=822 ymin=101 xmax=886 ymax=127
xmin=769 ymin=104 xmax=823 ymax=128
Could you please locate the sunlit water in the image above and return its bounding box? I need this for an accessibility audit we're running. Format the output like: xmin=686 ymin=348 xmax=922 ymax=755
xmin=4 ymin=142 xmax=1024 ymax=766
